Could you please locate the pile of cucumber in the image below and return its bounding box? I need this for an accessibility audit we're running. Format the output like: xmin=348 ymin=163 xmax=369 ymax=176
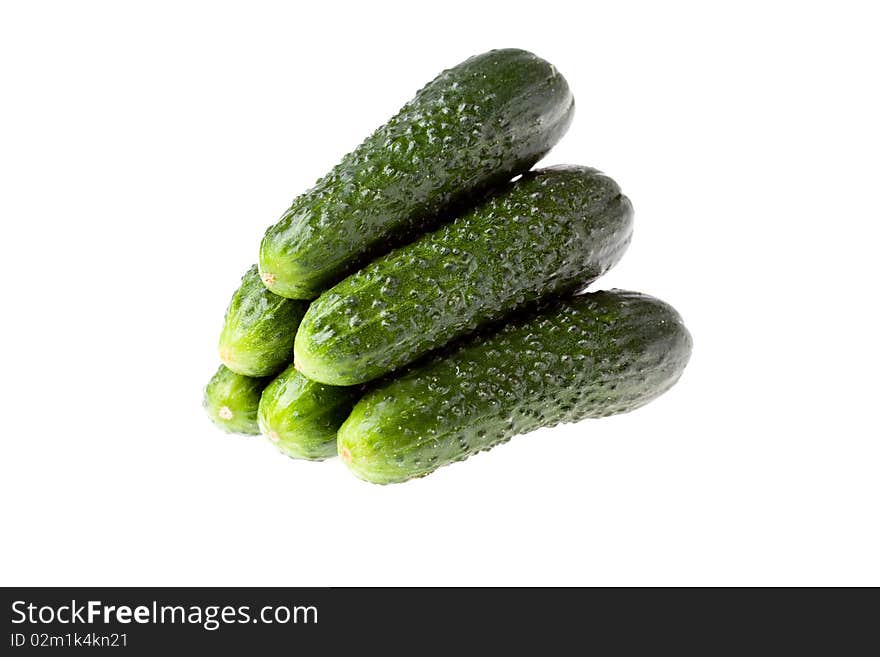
xmin=204 ymin=49 xmax=692 ymax=484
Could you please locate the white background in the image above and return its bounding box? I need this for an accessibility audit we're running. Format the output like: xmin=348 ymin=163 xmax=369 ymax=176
xmin=1 ymin=1 xmax=878 ymax=586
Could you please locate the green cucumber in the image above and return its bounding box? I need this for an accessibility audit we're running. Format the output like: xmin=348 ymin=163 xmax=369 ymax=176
xmin=338 ymin=290 xmax=692 ymax=484
xmin=295 ymin=166 xmax=633 ymax=386
xmin=203 ymin=365 xmax=270 ymax=435
xmin=259 ymin=48 xmax=574 ymax=299
xmin=218 ymin=265 xmax=308 ymax=377
xmin=257 ymin=364 xmax=362 ymax=460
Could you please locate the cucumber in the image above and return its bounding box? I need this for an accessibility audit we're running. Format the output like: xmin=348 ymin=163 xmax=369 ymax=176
xmin=337 ymin=290 xmax=692 ymax=484
xmin=218 ymin=265 xmax=309 ymax=377
xmin=257 ymin=364 xmax=362 ymax=461
xmin=203 ymin=365 xmax=270 ymax=435
xmin=295 ymin=166 xmax=633 ymax=386
xmin=259 ymin=48 xmax=574 ymax=299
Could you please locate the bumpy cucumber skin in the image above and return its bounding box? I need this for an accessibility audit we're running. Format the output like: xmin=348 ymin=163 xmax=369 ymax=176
xmin=295 ymin=166 xmax=633 ymax=386
xmin=259 ymin=48 xmax=574 ymax=299
xmin=257 ymin=364 xmax=362 ymax=461
xmin=218 ymin=266 xmax=309 ymax=377
xmin=337 ymin=291 xmax=692 ymax=484
xmin=203 ymin=365 xmax=270 ymax=435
